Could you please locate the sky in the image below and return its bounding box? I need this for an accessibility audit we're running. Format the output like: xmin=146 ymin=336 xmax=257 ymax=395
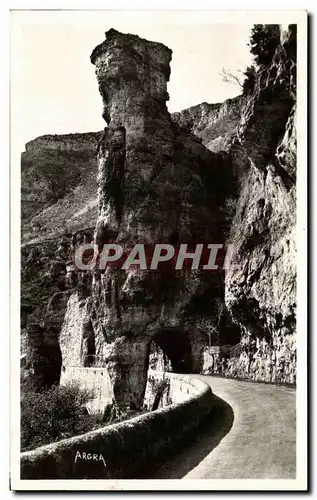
xmin=10 ymin=11 xmax=254 ymax=151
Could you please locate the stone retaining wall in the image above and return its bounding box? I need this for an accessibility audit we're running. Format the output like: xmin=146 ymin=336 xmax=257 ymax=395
xmin=60 ymin=365 xmax=113 ymax=413
xmin=20 ymin=372 xmax=214 ymax=479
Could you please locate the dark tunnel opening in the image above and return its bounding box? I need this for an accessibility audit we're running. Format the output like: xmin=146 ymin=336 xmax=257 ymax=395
xmin=153 ymin=328 xmax=193 ymax=373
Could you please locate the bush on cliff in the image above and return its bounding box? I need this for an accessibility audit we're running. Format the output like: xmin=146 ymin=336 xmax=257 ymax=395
xmin=242 ymin=66 xmax=256 ymax=95
xmin=249 ymin=24 xmax=280 ymax=66
xmin=21 ymin=382 xmax=101 ymax=451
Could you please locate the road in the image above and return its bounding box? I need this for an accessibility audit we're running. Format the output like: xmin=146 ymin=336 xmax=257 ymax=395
xmin=146 ymin=376 xmax=296 ymax=479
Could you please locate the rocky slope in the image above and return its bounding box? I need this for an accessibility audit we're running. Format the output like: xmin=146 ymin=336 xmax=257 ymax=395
xmin=171 ymin=96 xmax=244 ymax=153
xmin=21 ymin=132 xmax=101 ymax=242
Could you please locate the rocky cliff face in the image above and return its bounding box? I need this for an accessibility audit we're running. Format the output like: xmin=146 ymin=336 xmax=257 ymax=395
xmin=59 ymin=28 xmax=236 ymax=410
xmin=22 ymin=25 xmax=297 ymax=398
xmin=171 ymin=26 xmax=297 ymax=384
xmin=172 ymin=27 xmax=297 ymax=383
xmin=21 ymin=229 xmax=96 ymax=388
xmin=222 ymin=25 xmax=297 ymax=383
xmin=21 ymin=132 xmax=101 ymax=241
xmin=171 ymin=96 xmax=244 ymax=153
xmin=21 ymin=132 xmax=100 ymax=387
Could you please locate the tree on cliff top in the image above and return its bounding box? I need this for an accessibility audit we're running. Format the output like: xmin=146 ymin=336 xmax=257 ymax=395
xmin=249 ymin=24 xmax=280 ymax=66
xmin=219 ymin=67 xmax=244 ymax=90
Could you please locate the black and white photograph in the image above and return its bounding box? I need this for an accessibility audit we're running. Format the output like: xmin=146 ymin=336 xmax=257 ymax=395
xmin=9 ymin=8 xmax=307 ymax=491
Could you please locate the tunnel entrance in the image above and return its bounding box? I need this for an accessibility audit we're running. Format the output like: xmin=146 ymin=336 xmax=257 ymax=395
xmin=152 ymin=328 xmax=193 ymax=373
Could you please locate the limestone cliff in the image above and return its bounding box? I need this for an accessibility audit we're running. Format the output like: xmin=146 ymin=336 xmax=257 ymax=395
xmin=170 ymin=26 xmax=296 ymax=384
xmin=21 ymin=132 xmax=101 ymax=242
xmin=22 ymin=25 xmax=297 ymax=397
xmin=221 ymin=25 xmax=297 ymax=383
xmin=21 ymin=132 xmax=100 ymax=387
xmin=59 ymin=28 xmax=235 ymax=410
xmin=21 ymin=229 xmax=96 ymax=388
xmin=171 ymin=96 xmax=244 ymax=153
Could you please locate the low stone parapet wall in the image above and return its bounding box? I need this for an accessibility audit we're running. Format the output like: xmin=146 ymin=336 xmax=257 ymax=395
xmin=20 ymin=372 xmax=214 ymax=479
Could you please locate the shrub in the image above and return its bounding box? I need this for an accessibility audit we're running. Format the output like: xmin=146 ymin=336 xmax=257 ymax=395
xmin=21 ymin=382 xmax=100 ymax=451
xmin=242 ymin=66 xmax=256 ymax=95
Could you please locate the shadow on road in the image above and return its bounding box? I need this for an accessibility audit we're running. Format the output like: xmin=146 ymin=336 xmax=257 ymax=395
xmin=140 ymin=395 xmax=234 ymax=479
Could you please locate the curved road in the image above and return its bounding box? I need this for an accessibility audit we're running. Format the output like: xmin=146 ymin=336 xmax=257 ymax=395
xmin=147 ymin=376 xmax=296 ymax=479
